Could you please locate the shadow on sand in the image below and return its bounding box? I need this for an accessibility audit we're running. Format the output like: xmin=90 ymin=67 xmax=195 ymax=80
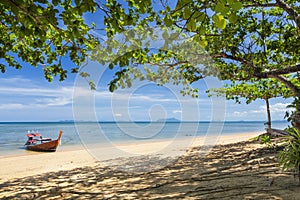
xmin=0 ymin=140 xmax=299 ymax=199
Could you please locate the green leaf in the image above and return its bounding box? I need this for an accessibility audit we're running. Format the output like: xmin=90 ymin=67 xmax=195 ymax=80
xmin=183 ymin=6 xmax=192 ymax=20
xmin=165 ymin=6 xmax=171 ymax=12
xmin=109 ymin=83 xmax=117 ymax=92
xmin=194 ymin=11 xmax=206 ymax=22
xmin=170 ymin=32 xmax=180 ymax=40
xmin=9 ymin=33 xmax=16 ymax=40
xmin=198 ymin=39 xmax=208 ymax=48
xmin=175 ymin=0 xmax=183 ymax=11
xmin=215 ymin=2 xmax=225 ymax=13
xmin=186 ymin=19 xmax=197 ymax=31
xmin=163 ymin=16 xmax=173 ymax=27
xmin=231 ymin=2 xmax=243 ymax=11
xmin=228 ymin=13 xmax=238 ymax=23
xmin=89 ymin=80 xmax=96 ymax=90
xmin=227 ymin=0 xmax=235 ymax=5
xmin=162 ymin=30 xmax=169 ymax=39
xmin=182 ymin=0 xmax=193 ymax=4
xmin=213 ymin=14 xmax=226 ymax=29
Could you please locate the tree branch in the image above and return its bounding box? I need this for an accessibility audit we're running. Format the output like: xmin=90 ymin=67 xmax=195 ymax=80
xmin=7 ymin=0 xmax=60 ymax=32
xmin=219 ymin=53 xmax=256 ymax=69
xmin=255 ymin=64 xmax=300 ymax=78
xmin=244 ymin=3 xmax=277 ymax=8
xmin=270 ymin=75 xmax=300 ymax=97
xmin=276 ymin=0 xmax=300 ymax=28
xmin=148 ymin=61 xmax=187 ymax=67
xmin=95 ymin=2 xmax=111 ymax=17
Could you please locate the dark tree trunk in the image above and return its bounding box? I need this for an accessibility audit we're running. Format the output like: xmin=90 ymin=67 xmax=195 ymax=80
xmin=291 ymin=100 xmax=300 ymax=132
xmin=265 ymin=98 xmax=272 ymax=134
xmin=298 ymin=165 xmax=300 ymax=186
xmin=269 ymin=75 xmax=300 ymax=132
xmin=292 ymin=111 xmax=300 ymax=132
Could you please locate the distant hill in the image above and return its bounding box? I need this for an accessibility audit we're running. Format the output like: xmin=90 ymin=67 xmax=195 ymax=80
xmin=157 ymin=117 xmax=180 ymax=122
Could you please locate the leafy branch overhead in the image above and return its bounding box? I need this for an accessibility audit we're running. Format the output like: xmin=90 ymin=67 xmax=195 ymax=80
xmin=0 ymin=0 xmax=98 ymax=81
xmin=96 ymin=0 xmax=300 ymax=134
xmin=1 ymin=0 xmax=300 ymax=90
xmin=209 ymin=79 xmax=293 ymax=104
xmin=97 ymin=0 xmax=300 ymax=93
xmin=208 ymin=78 xmax=294 ymax=132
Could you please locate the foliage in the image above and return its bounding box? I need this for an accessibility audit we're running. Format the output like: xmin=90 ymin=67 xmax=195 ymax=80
xmin=278 ymin=127 xmax=300 ymax=183
xmin=0 ymin=0 xmax=98 ymax=81
xmin=208 ymin=78 xmax=293 ymax=131
xmin=89 ymin=27 xmax=212 ymax=96
xmin=2 ymin=1 xmax=300 ymax=96
xmin=260 ymin=134 xmax=271 ymax=145
xmin=92 ymin=0 xmax=300 ymax=100
xmin=208 ymin=79 xmax=292 ymax=104
xmin=91 ymin=0 xmax=300 ymax=133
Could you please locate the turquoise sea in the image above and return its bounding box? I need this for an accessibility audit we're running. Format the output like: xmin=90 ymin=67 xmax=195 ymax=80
xmin=0 ymin=121 xmax=290 ymax=156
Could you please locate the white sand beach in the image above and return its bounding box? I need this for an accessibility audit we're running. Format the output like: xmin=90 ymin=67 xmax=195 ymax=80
xmin=1 ymin=131 xmax=300 ymax=199
xmin=0 ymin=132 xmax=260 ymax=181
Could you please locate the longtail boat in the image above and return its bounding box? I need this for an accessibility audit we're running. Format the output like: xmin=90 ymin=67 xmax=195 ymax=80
xmin=25 ymin=131 xmax=63 ymax=152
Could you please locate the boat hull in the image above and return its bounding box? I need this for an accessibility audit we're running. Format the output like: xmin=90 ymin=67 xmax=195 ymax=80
xmin=25 ymin=131 xmax=62 ymax=152
xmin=26 ymin=140 xmax=60 ymax=152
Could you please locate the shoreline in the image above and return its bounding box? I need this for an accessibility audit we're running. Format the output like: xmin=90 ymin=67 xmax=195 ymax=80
xmin=0 ymin=132 xmax=261 ymax=182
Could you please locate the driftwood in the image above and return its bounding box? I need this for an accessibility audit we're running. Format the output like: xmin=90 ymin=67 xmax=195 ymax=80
xmin=268 ymin=128 xmax=288 ymax=137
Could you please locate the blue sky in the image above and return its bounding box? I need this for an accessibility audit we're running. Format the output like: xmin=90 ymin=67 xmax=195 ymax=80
xmin=0 ymin=59 xmax=292 ymax=122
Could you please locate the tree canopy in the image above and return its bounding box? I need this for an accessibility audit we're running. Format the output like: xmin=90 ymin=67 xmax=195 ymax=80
xmin=94 ymin=0 xmax=300 ymax=128
xmin=81 ymin=0 xmax=300 ymax=101
xmin=209 ymin=79 xmax=292 ymax=104
xmin=1 ymin=1 xmax=299 ymax=87
xmin=1 ymin=0 xmax=300 ymax=126
xmin=209 ymin=79 xmax=293 ymax=132
xmin=0 ymin=0 xmax=98 ymax=81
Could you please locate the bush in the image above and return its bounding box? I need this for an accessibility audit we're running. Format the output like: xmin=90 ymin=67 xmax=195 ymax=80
xmin=260 ymin=135 xmax=271 ymax=145
xmin=278 ymin=128 xmax=300 ymax=184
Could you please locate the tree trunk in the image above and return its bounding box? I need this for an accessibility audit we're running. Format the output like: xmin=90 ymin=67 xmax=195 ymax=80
xmin=292 ymin=111 xmax=300 ymax=132
xmin=291 ymin=99 xmax=300 ymax=132
xmin=265 ymin=98 xmax=272 ymax=134
xmin=298 ymin=165 xmax=300 ymax=186
xmin=269 ymin=75 xmax=300 ymax=132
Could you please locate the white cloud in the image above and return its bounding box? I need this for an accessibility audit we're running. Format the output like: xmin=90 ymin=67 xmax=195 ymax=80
xmin=0 ymin=77 xmax=33 ymax=85
xmin=0 ymin=78 xmax=74 ymax=109
xmin=249 ymin=106 xmax=265 ymax=114
xmin=109 ymin=92 xmax=179 ymax=103
xmin=230 ymin=102 xmax=293 ymax=121
xmin=0 ymin=103 xmax=25 ymax=109
xmin=35 ymin=97 xmax=72 ymax=107
xmin=173 ymin=110 xmax=182 ymax=114
xmin=0 ymin=86 xmax=73 ymax=97
xmin=248 ymin=103 xmax=293 ymax=114
xmin=233 ymin=111 xmax=248 ymax=117
xmin=270 ymin=103 xmax=293 ymax=113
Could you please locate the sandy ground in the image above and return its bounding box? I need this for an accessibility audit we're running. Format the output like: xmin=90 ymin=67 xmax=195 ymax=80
xmin=1 ymin=132 xmax=299 ymax=199
xmin=0 ymin=132 xmax=260 ymax=181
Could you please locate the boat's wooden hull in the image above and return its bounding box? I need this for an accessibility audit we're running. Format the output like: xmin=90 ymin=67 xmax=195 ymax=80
xmin=26 ymin=131 xmax=62 ymax=152
xmin=26 ymin=140 xmax=60 ymax=152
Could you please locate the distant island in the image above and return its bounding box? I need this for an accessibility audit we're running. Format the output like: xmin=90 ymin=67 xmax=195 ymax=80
xmin=156 ymin=118 xmax=180 ymax=122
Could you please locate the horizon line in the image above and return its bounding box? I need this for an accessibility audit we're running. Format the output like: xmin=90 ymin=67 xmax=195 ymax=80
xmin=0 ymin=120 xmax=289 ymax=123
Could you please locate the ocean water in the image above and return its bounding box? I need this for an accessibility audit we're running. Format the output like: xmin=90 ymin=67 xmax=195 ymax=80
xmin=0 ymin=121 xmax=289 ymax=156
